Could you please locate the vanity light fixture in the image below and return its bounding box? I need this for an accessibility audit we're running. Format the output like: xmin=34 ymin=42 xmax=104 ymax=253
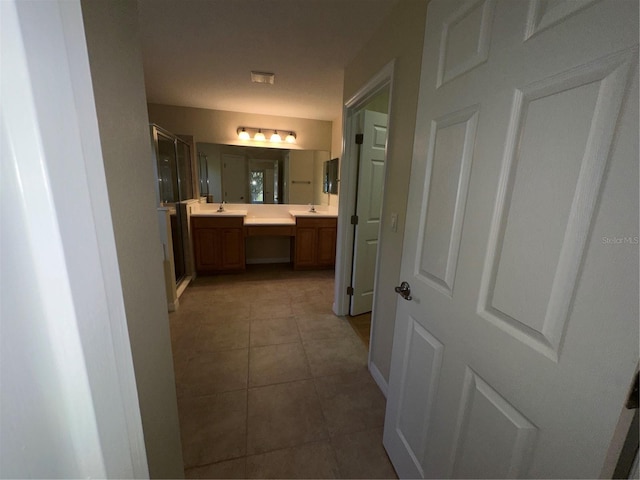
xmin=254 ymin=129 xmax=266 ymax=141
xmin=237 ymin=127 xmax=251 ymax=140
xmin=236 ymin=126 xmax=297 ymax=144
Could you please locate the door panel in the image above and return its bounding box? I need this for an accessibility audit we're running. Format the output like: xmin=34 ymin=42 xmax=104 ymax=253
xmin=449 ymin=368 xmax=537 ymax=479
xmin=220 ymin=228 xmax=244 ymax=270
xmin=317 ymin=226 xmax=337 ymax=266
xmin=194 ymin=229 xmax=220 ymax=270
xmin=436 ymin=0 xmax=495 ymax=88
xmin=393 ymin=316 xmax=443 ymax=478
xmin=419 ymin=106 xmax=477 ymax=296
xmin=384 ymin=1 xmax=639 ymax=478
xmin=295 ymin=228 xmax=317 ymax=266
xmin=479 ymin=51 xmax=636 ymax=360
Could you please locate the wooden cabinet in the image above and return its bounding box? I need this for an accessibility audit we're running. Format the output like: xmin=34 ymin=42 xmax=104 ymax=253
xmin=293 ymin=217 xmax=337 ymax=269
xmin=192 ymin=216 xmax=245 ymax=273
xmin=192 ymin=215 xmax=337 ymax=273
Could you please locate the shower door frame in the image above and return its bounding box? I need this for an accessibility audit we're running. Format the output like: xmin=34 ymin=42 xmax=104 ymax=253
xmin=150 ymin=124 xmax=194 ymax=287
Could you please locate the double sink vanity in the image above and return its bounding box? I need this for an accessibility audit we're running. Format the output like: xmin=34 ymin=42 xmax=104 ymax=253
xmin=190 ymin=203 xmax=338 ymax=273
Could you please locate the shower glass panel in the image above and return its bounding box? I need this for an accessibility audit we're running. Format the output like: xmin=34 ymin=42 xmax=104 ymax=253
xmin=152 ymin=125 xmax=193 ymax=285
xmin=176 ymin=140 xmax=193 ymax=201
xmin=157 ymin=132 xmax=178 ymax=203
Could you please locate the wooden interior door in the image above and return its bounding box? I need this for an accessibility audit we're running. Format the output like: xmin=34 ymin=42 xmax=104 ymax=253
xmin=383 ymin=1 xmax=639 ymax=478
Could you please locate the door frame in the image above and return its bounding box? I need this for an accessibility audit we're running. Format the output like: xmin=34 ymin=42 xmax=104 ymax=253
xmin=333 ymin=60 xmax=394 ymax=391
xmin=3 ymin=0 xmax=148 ymax=475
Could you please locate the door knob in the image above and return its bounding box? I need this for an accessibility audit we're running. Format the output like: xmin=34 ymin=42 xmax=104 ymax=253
xmin=394 ymin=281 xmax=412 ymax=301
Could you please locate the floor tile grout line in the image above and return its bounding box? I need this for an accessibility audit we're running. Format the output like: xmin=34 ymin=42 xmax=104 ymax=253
xmin=245 ymin=340 xmax=251 ymax=462
xmin=178 ymin=363 xmax=379 ymax=400
xmin=183 ymin=426 xmax=393 ymax=476
xmin=246 ymin=375 xmax=316 ymax=393
xmin=175 ymin=265 xmax=386 ymax=479
xmin=295 ymin=314 xmax=339 ymax=476
xmin=185 ymin=435 xmax=343 ymax=473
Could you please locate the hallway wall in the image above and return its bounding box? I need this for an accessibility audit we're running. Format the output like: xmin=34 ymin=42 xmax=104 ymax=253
xmin=342 ymin=0 xmax=429 ymax=384
xmin=81 ymin=0 xmax=184 ymax=477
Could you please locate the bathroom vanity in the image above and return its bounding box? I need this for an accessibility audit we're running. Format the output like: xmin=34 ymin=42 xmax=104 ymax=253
xmin=192 ymin=215 xmax=246 ymax=273
xmin=190 ymin=204 xmax=337 ymax=274
xmin=292 ymin=216 xmax=337 ymax=269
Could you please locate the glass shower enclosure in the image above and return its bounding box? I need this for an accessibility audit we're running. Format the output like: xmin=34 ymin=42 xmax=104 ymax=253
xmin=150 ymin=124 xmax=194 ymax=286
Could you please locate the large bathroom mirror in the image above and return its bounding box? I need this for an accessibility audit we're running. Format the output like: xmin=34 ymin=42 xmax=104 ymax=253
xmin=196 ymin=143 xmax=331 ymax=205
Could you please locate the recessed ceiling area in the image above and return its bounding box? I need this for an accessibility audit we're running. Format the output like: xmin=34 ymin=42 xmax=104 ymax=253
xmin=137 ymin=0 xmax=399 ymax=121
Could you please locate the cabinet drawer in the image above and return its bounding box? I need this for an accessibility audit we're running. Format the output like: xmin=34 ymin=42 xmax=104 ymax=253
xmin=192 ymin=216 xmax=244 ymax=229
xmin=295 ymin=217 xmax=337 ymax=228
xmin=245 ymin=225 xmax=295 ymax=237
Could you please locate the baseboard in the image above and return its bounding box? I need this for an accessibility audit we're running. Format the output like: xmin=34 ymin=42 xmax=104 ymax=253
xmin=167 ymin=298 xmax=179 ymax=312
xmin=369 ymin=361 xmax=388 ymax=398
xmin=246 ymin=257 xmax=291 ymax=265
xmin=176 ymin=275 xmax=191 ymax=298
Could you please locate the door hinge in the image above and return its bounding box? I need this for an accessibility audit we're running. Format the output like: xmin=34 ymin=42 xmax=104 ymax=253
xmin=347 ymin=286 xmax=354 ymax=296
xmin=355 ymin=133 xmax=364 ymax=145
xmin=351 ymin=215 xmax=358 ymax=225
xmin=626 ymin=371 xmax=639 ymax=409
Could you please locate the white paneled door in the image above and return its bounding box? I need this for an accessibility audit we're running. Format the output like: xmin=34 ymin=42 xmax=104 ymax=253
xmin=222 ymin=153 xmax=247 ymax=203
xmin=383 ymin=1 xmax=639 ymax=478
xmin=351 ymin=110 xmax=388 ymax=315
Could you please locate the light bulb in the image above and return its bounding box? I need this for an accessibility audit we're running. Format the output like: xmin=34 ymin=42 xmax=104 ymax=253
xmin=270 ymin=130 xmax=282 ymax=143
xmin=285 ymin=132 xmax=296 ymax=143
xmin=238 ymin=127 xmax=250 ymax=140
xmin=254 ymin=129 xmax=266 ymax=141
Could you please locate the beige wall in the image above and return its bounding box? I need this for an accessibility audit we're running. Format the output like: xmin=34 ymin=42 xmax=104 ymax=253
xmin=148 ymin=103 xmax=333 ymax=152
xmin=287 ymin=150 xmax=316 ymax=204
xmin=81 ymin=1 xmax=184 ymax=477
xmin=343 ymin=0 xmax=428 ymax=383
xmin=363 ymin=88 xmax=391 ymax=114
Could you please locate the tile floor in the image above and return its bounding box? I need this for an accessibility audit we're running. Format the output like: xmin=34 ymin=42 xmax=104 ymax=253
xmin=169 ymin=265 xmax=397 ymax=479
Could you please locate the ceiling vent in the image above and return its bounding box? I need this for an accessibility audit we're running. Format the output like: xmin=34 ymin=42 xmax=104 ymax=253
xmin=250 ymin=71 xmax=275 ymax=85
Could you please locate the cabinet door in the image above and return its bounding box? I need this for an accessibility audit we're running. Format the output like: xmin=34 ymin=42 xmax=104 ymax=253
xmin=220 ymin=228 xmax=245 ymax=270
xmin=193 ymin=228 xmax=220 ymax=271
xmin=317 ymin=226 xmax=336 ymax=266
xmin=295 ymin=227 xmax=317 ymax=267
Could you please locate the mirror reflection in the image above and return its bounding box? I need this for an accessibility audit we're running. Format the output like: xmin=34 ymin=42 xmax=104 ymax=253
xmin=197 ymin=143 xmax=330 ymax=205
xmin=323 ymin=158 xmax=339 ymax=195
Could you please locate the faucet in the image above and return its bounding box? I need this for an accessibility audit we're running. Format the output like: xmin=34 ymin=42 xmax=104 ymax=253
xmin=217 ymin=202 xmax=225 ymax=212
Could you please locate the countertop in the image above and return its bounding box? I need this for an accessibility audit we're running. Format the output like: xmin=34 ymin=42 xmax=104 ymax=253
xmin=191 ymin=207 xmax=338 ymax=224
xmin=191 ymin=209 xmax=248 ymax=217
xmin=288 ymin=210 xmax=338 ymax=218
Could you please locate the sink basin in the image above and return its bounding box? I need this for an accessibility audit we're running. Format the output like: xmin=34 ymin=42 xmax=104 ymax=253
xmin=289 ymin=210 xmax=337 ymax=218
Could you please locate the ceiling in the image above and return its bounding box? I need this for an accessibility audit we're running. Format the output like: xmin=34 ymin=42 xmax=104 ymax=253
xmin=137 ymin=0 xmax=399 ymax=122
